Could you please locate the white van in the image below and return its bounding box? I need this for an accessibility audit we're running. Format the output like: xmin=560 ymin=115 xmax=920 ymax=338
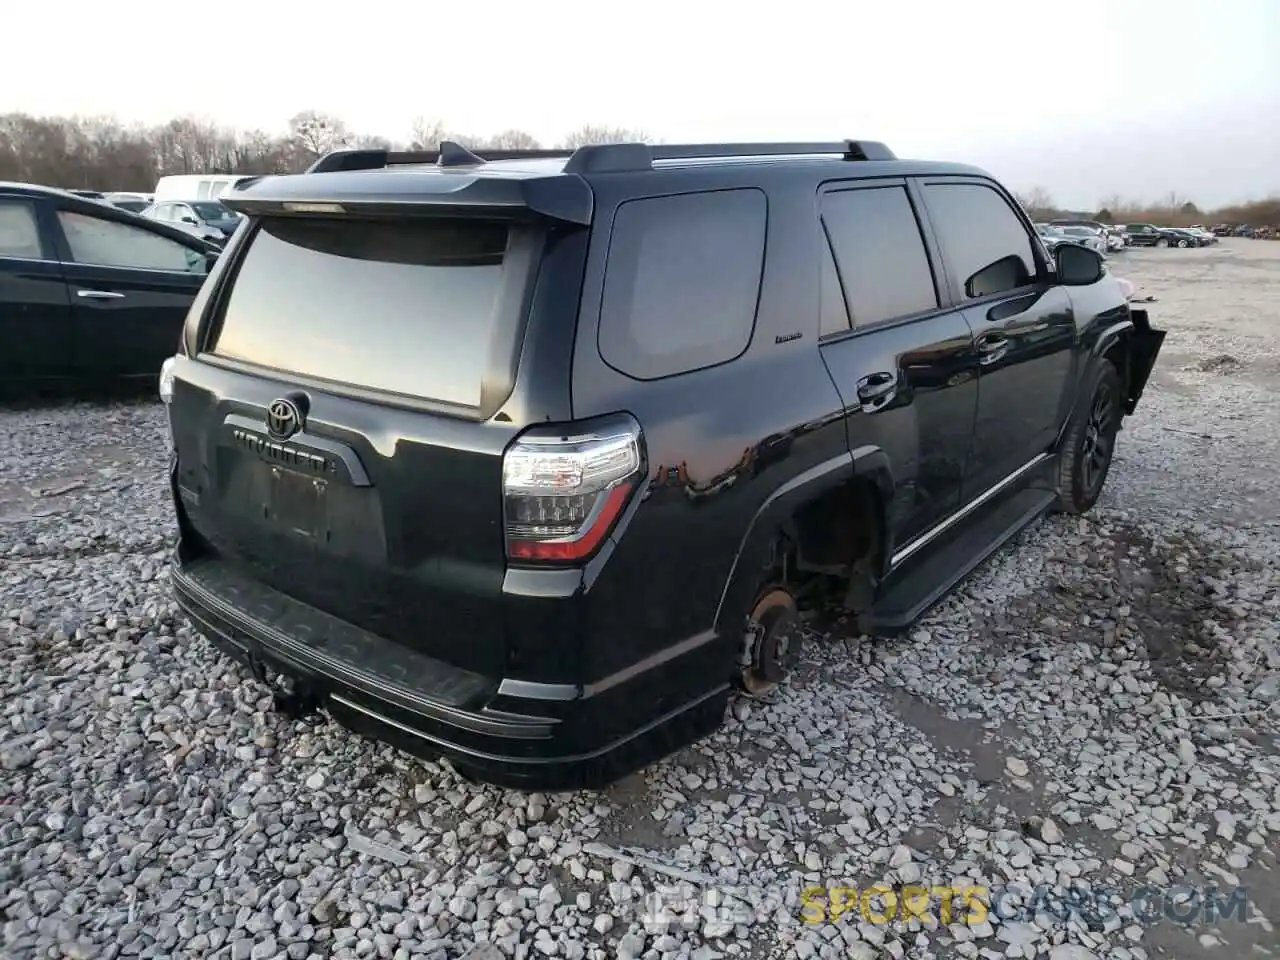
xmin=153 ymin=174 xmax=256 ymax=203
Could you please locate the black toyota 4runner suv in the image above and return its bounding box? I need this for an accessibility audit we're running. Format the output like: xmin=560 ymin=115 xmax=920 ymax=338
xmin=161 ymin=139 xmax=1165 ymax=787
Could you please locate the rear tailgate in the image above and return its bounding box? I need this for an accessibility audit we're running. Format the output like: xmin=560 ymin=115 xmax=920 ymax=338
xmin=170 ymin=174 xmax=588 ymax=677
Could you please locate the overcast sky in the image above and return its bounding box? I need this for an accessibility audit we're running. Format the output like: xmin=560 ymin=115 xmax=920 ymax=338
xmin=5 ymin=0 xmax=1277 ymax=209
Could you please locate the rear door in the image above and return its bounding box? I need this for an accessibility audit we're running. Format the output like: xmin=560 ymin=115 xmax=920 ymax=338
xmin=51 ymin=204 xmax=209 ymax=378
xmin=170 ymin=211 xmax=569 ymax=677
xmin=916 ymin=177 xmax=1077 ymax=499
xmin=0 ymin=195 xmax=75 ymax=382
xmin=816 ymin=179 xmax=979 ymax=546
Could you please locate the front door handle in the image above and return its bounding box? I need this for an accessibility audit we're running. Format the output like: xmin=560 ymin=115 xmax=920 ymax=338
xmin=976 ymin=334 xmax=1009 ymax=365
xmin=77 ymin=289 xmax=125 ymax=300
xmin=856 ymin=371 xmax=897 ymax=412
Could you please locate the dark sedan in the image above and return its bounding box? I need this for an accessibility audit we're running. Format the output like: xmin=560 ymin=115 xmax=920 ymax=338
xmin=1 ymin=182 xmax=219 ymax=387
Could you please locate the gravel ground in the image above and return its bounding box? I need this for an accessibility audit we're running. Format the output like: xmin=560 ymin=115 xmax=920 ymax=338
xmin=3 ymin=239 xmax=1279 ymax=960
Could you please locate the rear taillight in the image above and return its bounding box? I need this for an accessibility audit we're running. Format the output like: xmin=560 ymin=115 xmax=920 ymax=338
xmin=502 ymin=415 xmax=644 ymax=564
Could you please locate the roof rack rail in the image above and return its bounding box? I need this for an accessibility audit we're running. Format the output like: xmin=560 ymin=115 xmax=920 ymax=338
xmin=306 ymin=143 xmax=575 ymax=174
xmin=307 ymin=138 xmax=896 ymax=176
xmin=561 ymin=139 xmax=895 ymax=174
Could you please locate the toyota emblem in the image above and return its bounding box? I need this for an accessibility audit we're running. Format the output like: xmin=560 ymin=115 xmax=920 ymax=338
xmin=266 ymin=397 xmax=302 ymax=441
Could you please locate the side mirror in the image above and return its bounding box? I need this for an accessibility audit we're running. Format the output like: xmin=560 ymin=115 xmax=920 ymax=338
xmin=964 ymin=254 xmax=1030 ymax=299
xmin=1055 ymin=243 xmax=1104 ymax=285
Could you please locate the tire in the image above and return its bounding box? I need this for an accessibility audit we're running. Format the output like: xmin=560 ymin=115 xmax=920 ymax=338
xmin=1155 ymin=237 xmax=1169 ymax=248
xmin=1177 ymin=239 xmax=1189 ymax=248
xmin=1055 ymin=361 xmax=1122 ymax=515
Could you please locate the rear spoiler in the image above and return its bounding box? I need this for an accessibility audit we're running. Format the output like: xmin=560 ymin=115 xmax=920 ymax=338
xmin=220 ymin=163 xmax=595 ymax=225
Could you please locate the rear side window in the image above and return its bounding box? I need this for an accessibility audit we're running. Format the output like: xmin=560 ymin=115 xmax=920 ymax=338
xmin=922 ymin=182 xmax=1038 ymax=299
xmin=211 ymin=217 xmax=520 ymax=409
xmin=0 ymin=200 xmax=44 ymax=259
xmin=820 ymin=186 xmax=938 ymax=331
xmin=598 ymin=189 xmax=766 ymax=380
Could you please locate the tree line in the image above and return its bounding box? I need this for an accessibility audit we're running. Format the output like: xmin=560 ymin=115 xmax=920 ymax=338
xmin=2 ymin=109 xmax=1274 ymax=227
xmin=0 ymin=109 xmax=649 ymax=193
xmin=1015 ymin=187 xmax=1279 ymax=229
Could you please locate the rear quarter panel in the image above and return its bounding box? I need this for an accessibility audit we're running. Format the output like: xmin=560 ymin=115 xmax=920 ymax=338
xmin=567 ymin=169 xmax=851 ymax=685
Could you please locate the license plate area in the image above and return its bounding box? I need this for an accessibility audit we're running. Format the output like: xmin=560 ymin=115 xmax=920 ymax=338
xmin=269 ymin=466 xmax=328 ymax=539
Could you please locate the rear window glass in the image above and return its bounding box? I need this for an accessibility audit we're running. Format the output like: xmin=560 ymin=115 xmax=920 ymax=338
xmin=598 ymin=189 xmax=766 ymax=380
xmin=212 ymin=217 xmax=513 ymax=408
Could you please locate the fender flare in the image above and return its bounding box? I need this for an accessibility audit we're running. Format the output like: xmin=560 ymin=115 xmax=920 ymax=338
xmin=1092 ymin=318 xmax=1134 ymax=362
xmin=712 ymin=445 xmax=894 ymax=635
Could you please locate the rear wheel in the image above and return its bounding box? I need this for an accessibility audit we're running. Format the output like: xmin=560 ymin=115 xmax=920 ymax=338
xmin=1177 ymin=239 xmax=1189 ymax=248
xmin=1155 ymin=237 xmax=1169 ymax=248
xmin=1055 ymin=361 xmax=1122 ymax=514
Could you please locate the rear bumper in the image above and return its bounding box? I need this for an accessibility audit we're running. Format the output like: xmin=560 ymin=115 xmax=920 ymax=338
xmin=170 ymin=545 xmax=729 ymax=787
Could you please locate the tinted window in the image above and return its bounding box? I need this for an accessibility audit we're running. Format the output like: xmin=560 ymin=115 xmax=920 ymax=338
xmin=0 ymin=200 xmax=44 ymax=259
xmin=212 ymin=217 xmax=517 ymax=408
xmin=599 ymin=189 xmax=765 ymax=380
xmin=821 ymin=186 xmax=938 ymax=329
xmin=923 ymin=182 xmax=1037 ymax=299
xmin=57 ymin=210 xmax=207 ymax=274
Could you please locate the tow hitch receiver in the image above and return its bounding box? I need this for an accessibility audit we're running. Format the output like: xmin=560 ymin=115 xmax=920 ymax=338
xmin=246 ymin=651 xmax=322 ymax=719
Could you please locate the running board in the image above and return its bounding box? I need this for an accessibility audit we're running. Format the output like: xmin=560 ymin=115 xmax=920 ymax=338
xmin=860 ymin=485 xmax=1058 ymax=633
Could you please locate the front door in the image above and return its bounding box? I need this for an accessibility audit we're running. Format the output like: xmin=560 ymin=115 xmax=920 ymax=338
xmin=0 ymin=196 xmax=75 ymax=382
xmin=51 ymin=206 xmax=209 ymax=378
xmin=916 ymin=178 xmax=1077 ymax=499
xmin=815 ymin=179 xmax=979 ymax=548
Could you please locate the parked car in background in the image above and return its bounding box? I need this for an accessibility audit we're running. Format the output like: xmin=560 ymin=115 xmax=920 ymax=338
xmin=0 ymin=182 xmax=219 ymax=387
xmin=140 ymin=202 xmax=229 ymax=246
xmin=1103 ymin=227 xmax=1126 ymax=251
xmin=1163 ymin=228 xmax=1203 ymax=248
xmin=1050 ymin=218 xmax=1109 ymax=234
xmin=1188 ymin=226 xmax=1218 ymax=244
xmin=1124 ymin=223 xmax=1171 ymax=247
xmin=1056 ymin=225 xmax=1109 ymax=256
xmin=153 ymin=174 xmax=258 ymax=203
xmin=143 ymin=200 xmax=242 ymax=243
xmin=104 ymin=192 xmax=154 ymax=214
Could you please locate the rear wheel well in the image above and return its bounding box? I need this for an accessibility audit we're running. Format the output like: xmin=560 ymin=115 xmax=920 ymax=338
xmin=785 ymin=477 xmax=884 ymax=587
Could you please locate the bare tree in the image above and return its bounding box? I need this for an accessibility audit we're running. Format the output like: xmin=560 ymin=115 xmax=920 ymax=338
xmin=483 ymin=129 xmax=542 ymax=150
xmin=289 ymin=110 xmax=349 ymax=160
xmin=557 ymin=124 xmax=649 ymax=148
xmin=1 ymin=108 xmax=1275 ymax=234
xmin=1014 ymin=187 xmax=1057 ymax=218
xmin=409 ymin=116 xmax=448 ymax=151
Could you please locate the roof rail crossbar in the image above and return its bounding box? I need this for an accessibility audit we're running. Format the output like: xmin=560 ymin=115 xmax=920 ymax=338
xmin=307 ymin=146 xmax=577 ymax=174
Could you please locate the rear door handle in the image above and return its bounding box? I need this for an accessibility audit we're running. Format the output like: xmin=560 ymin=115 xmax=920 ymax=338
xmin=77 ymin=289 xmax=125 ymax=300
xmin=856 ymin=371 xmax=897 ymax=411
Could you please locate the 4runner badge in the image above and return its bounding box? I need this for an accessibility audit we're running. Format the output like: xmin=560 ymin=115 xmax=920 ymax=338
xmin=266 ymin=397 xmax=303 ymax=441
